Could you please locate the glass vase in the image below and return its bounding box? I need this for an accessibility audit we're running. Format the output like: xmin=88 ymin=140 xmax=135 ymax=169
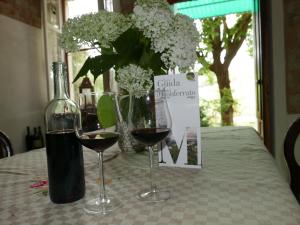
xmin=114 ymin=93 xmax=146 ymax=153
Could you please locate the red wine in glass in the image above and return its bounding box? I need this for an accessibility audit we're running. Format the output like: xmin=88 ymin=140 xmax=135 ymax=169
xmin=78 ymin=131 xmax=119 ymax=152
xmin=127 ymin=89 xmax=172 ymax=202
xmin=131 ymin=128 xmax=170 ymax=146
xmin=76 ymin=91 xmax=121 ymax=215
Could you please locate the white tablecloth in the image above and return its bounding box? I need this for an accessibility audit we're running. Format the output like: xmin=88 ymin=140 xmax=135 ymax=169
xmin=0 ymin=127 xmax=299 ymax=225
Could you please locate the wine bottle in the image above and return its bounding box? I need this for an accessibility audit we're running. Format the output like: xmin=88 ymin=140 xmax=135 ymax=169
xmin=25 ymin=126 xmax=31 ymax=151
xmin=38 ymin=126 xmax=44 ymax=147
xmin=32 ymin=126 xmax=44 ymax=149
xmin=44 ymin=62 xmax=85 ymax=204
xmin=32 ymin=127 xmax=39 ymax=149
xmin=33 ymin=127 xmax=37 ymax=137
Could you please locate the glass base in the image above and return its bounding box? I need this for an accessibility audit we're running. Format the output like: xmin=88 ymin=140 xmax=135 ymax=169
xmin=84 ymin=196 xmax=122 ymax=215
xmin=137 ymin=189 xmax=170 ymax=202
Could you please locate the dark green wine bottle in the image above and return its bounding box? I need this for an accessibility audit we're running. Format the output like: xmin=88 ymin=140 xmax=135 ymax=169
xmin=44 ymin=62 xmax=85 ymax=204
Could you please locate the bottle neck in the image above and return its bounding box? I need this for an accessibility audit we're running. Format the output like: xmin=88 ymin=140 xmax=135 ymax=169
xmin=53 ymin=62 xmax=69 ymax=99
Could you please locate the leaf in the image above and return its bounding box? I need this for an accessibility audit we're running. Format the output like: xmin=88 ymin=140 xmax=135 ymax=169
xmin=73 ymin=57 xmax=92 ymax=83
xmin=90 ymin=54 xmax=119 ymax=81
xmin=113 ymin=28 xmax=143 ymax=55
xmin=97 ymin=95 xmax=117 ymax=128
xmin=139 ymin=47 xmax=165 ymax=74
xmin=113 ymin=28 xmax=145 ymax=68
xmin=119 ymin=95 xmax=130 ymax=121
xmin=101 ymin=46 xmax=115 ymax=55
xmin=73 ymin=54 xmax=118 ymax=83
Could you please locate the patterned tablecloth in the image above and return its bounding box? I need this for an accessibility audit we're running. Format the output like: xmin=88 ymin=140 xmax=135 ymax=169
xmin=0 ymin=127 xmax=299 ymax=225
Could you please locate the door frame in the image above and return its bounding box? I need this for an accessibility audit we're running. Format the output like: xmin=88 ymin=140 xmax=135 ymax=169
xmin=259 ymin=0 xmax=273 ymax=153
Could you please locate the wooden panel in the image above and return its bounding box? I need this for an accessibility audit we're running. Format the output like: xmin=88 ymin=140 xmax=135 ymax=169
xmin=119 ymin=0 xmax=186 ymax=14
xmin=0 ymin=0 xmax=41 ymax=28
xmin=284 ymin=0 xmax=300 ymax=113
xmin=167 ymin=0 xmax=187 ymax=4
xmin=119 ymin=0 xmax=134 ymax=13
xmin=259 ymin=0 xmax=273 ymax=153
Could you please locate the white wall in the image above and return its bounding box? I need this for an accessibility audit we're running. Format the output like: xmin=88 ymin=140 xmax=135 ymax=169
xmin=0 ymin=15 xmax=48 ymax=154
xmin=271 ymin=0 xmax=300 ymax=179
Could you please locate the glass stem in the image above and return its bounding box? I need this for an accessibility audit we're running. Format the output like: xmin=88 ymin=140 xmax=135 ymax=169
xmin=98 ymin=152 xmax=106 ymax=202
xmin=159 ymin=142 xmax=165 ymax=163
xmin=148 ymin=146 xmax=157 ymax=192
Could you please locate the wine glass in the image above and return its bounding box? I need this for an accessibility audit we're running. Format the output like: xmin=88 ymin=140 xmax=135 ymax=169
xmin=76 ymin=91 xmax=121 ymax=215
xmin=127 ymin=89 xmax=172 ymax=202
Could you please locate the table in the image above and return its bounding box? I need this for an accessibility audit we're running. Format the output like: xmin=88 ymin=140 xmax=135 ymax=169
xmin=0 ymin=127 xmax=299 ymax=225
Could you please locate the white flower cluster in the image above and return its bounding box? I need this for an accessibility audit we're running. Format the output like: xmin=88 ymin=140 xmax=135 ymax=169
xmin=161 ymin=14 xmax=199 ymax=71
xmin=135 ymin=0 xmax=170 ymax=10
xmin=60 ymin=11 xmax=131 ymax=52
xmin=133 ymin=0 xmax=199 ymax=72
xmin=116 ymin=64 xmax=153 ymax=97
xmin=133 ymin=6 xmax=173 ymax=52
xmin=59 ymin=0 xmax=199 ymax=97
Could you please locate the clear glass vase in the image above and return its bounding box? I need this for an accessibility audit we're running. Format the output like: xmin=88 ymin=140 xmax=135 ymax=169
xmin=114 ymin=94 xmax=146 ymax=153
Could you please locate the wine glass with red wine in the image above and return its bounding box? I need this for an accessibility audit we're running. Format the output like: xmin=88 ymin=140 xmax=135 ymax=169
xmin=128 ymin=89 xmax=171 ymax=202
xmin=76 ymin=92 xmax=121 ymax=215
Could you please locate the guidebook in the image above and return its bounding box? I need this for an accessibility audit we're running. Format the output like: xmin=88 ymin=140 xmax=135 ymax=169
xmin=154 ymin=73 xmax=202 ymax=169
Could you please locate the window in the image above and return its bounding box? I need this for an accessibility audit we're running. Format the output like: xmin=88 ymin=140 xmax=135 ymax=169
xmin=64 ymin=0 xmax=115 ymax=100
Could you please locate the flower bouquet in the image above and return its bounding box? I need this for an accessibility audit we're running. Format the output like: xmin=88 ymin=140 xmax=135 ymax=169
xmin=60 ymin=0 xmax=199 ymax=152
xmin=59 ymin=0 xmax=198 ymax=94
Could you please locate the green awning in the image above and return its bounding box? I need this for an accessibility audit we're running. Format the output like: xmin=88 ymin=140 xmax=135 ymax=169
xmin=173 ymin=0 xmax=257 ymax=19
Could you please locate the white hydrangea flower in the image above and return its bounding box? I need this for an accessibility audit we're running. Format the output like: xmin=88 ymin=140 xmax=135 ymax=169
xmin=133 ymin=5 xmax=173 ymax=53
xmin=60 ymin=11 xmax=132 ymax=52
xmin=161 ymin=14 xmax=199 ymax=71
xmin=59 ymin=0 xmax=199 ymax=84
xmin=116 ymin=64 xmax=153 ymax=97
xmin=133 ymin=1 xmax=198 ymax=72
xmin=135 ymin=0 xmax=171 ymax=10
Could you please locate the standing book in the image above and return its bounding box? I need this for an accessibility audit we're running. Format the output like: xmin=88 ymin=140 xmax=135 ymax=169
xmin=154 ymin=73 xmax=202 ymax=169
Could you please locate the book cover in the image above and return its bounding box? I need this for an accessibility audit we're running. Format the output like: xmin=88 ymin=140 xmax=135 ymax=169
xmin=154 ymin=73 xmax=202 ymax=169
